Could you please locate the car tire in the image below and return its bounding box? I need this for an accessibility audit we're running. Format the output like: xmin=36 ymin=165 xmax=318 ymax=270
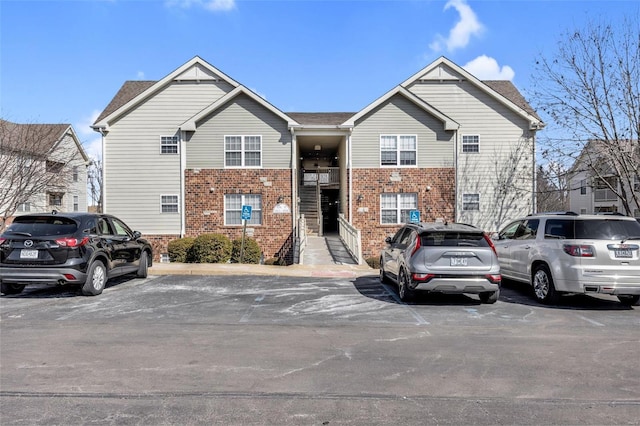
xmin=82 ymin=260 xmax=107 ymax=296
xmin=398 ymin=269 xmax=414 ymax=302
xmin=479 ymin=289 xmax=499 ymax=304
xmin=1 ymin=282 xmax=26 ymax=295
xmin=137 ymin=251 xmax=149 ymax=278
xmin=617 ymin=295 xmax=640 ymax=306
xmin=532 ymin=264 xmax=559 ymax=305
xmin=379 ymin=258 xmax=391 ymax=284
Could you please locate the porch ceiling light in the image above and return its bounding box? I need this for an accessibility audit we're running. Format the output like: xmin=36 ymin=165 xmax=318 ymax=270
xmin=314 ymin=144 xmax=321 ymax=151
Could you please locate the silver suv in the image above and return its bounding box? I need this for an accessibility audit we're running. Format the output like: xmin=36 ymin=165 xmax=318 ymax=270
xmin=495 ymin=212 xmax=640 ymax=306
xmin=379 ymin=222 xmax=501 ymax=303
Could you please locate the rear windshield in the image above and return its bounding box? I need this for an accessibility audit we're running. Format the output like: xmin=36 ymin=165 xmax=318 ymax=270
xmin=3 ymin=216 xmax=79 ymax=237
xmin=545 ymin=219 xmax=640 ymax=240
xmin=420 ymin=232 xmax=489 ymax=247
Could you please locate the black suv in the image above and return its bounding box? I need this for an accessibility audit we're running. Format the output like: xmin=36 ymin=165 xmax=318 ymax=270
xmin=0 ymin=212 xmax=152 ymax=296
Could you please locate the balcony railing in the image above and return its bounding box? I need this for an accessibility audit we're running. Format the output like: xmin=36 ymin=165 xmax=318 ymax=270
xmin=301 ymin=167 xmax=340 ymax=187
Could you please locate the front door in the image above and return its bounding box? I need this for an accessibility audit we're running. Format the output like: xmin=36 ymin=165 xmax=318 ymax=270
xmin=321 ymin=189 xmax=340 ymax=233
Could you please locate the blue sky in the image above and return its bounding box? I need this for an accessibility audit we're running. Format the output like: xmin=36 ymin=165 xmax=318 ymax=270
xmin=1 ymin=0 xmax=637 ymax=160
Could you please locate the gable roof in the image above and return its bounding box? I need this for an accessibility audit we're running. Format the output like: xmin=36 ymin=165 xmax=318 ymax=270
xmin=342 ymin=86 xmax=459 ymax=130
xmin=92 ymin=56 xmax=240 ymax=130
xmin=402 ymin=56 xmax=544 ymax=128
xmin=0 ymin=119 xmax=89 ymax=162
xmin=180 ymin=86 xmax=299 ymax=131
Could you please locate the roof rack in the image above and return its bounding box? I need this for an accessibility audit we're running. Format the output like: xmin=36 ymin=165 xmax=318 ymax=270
xmin=528 ymin=211 xmax=579 ymax=217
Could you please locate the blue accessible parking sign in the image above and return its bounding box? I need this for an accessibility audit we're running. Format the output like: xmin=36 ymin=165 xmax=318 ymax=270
xmin=409 ymin=210 xmax=420 ymax=223
xmin=241 ymin=205 xmax=252 ymax=221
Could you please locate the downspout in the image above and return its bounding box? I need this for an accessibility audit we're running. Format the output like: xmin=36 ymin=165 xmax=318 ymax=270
xmin=290 ymin=127 xmax=298 ymax=233
xmin=531 ymin=131 xmax=537 ymax=214
xmin=348 ymin=133 xmax=353 ymax=222
xmin=180 ymin=131 xmax=187 ymax=237
xmin=454 ymin=129 xmax=459 ymax=223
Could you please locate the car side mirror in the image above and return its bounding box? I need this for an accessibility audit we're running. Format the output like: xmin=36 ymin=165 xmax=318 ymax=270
xmin=491 ymin=232 xmax=500 ymax=241
xmin=133 ymin=231 xmax=142 ymax=239
xmin=385 ymin=236 xmax=392 ymax=244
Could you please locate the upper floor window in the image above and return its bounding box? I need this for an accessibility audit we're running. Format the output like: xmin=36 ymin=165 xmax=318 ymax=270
xmin=17 ymin=202 xmax=30 ymax=212
xmin=380 ymin=193 xmax=417 ymax=224
xmin=49 ymin=193 xmax=63 ymax=207
xmin=73 ymin=166 xmax=79 ymax=182
xmin=380 ymin=135 xmax=417 ymax=166
xmin=580 ymin=179 xmax=587 ymax=195
xmin=161 ymin=195 xmax=179 ymax=213
xmin=634 ymin=175 xmax=640 ymax=192
xmin=225 ymin=135 xmax=262 ymax=167
xmin=462 ymin=135 xmax=480 ymax=153
xmin=225 ymin=194 xmax=262 ymax=225
xmin=73 ymin=195 xmax=79 ymax=212
xmin=161 ymin=136 xmax=179 ymax=154
xmin=46 ymin=160 xmax=64 ymax=173
xmin=593 ymin=176 xmax=617 ymax=202
xmin=463 ymin=193 xmax=480 ymax=211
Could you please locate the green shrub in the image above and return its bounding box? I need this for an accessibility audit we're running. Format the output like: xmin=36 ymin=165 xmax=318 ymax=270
xmin=167 ymin=237 xmax=195 ymax=263
xmin=264 ymin=257 xmax=285 ymax=266
xmin=231 ymin=238 xmax=262 ymax=264
xmin=190 ymin=234 xmax=232 ymax=263
xmin=365 ymin=257 xmax=380 ymax=269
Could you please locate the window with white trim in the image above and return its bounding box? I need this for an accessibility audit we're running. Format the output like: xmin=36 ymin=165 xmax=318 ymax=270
xmin=73 ymin=166 xmax=79 ymax=182
xmin=17 ymin=202 xmax=30 ymax=212
xmin=463 ymin=193 xmax=480 ymax=211
xmin=380 ymin=135 xmax=417 ymax=166
xmin=225 ymin=135 xmax=262 ymax=167
xmin=49 ymin=193 xmax=63 ymax=207
xmin=161 ymin=195 xmax=179 ymax=213
xmin=462 ymin=135 xmax=480 ymax=153
xmin=73 ymin=195 xmax=79 ymax=212
xmin=161 ymin=136 xmax=179 ymax=154
xmin=580 ymin=179 xmax=587 ymax=195
xmin=225 ymin=194 xmax=262 ymax=225
xmin=634 ymin=175 xmax=640 ymax=192
xmin=380 ymin=193 xmax=417 ymax=224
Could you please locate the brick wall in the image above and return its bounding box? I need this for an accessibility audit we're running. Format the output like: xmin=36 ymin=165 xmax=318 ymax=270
xmin=184 ymin=169 xmax=293 ymax=260
xmin=350 ymin=168 xmax=456 ymax=259
xmin=144 ymin=234 xmax=181 ymax=262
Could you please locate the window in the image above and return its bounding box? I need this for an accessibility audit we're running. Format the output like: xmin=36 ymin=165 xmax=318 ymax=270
xmin=73 ymin=166 xmax=79 ymax=182
xmin=225 ymin=194 xmax=262 ymax=225
xmin=17 ymin=202 xmax=30 ymax=212
xmin=462 ymin=135 xmax=480 ymax=153
xmin=49 ymin=193 xmax=63 ymax=207
xmin=593 ymin=177 xmax=617 ymax=201
xmin=580 ymin=179 xmax=587 ymax=195
xmin=225 ymin=135 xmax=261 ymax=167
xmin=46 ymin=160 xmax=64 ymax=173
xmin=380 ymin=193 xmax=417 ymax=224
xmin=380 ymin=135 xmax=416 ymax=166
xmin=462 ymin=193 xmax=480 ymax=211
xmin=161 ymin=195 xmax=179 ymax=213
xmin=161 ymin=136 xmax=179 ymax=154
xmin=73 ymin=195 xmax=79 ymax=212
xmin=634 ymin=175 xmax=640 ymax=192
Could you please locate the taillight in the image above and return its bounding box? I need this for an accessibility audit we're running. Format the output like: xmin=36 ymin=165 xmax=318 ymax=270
xmin=485 ymin=274 xmax=502 ymax=284
xmin=563 ymin=244 xmax=594 ymax=257
xmin=484 ymin=233 xmax=498 ymax=256
xmin=411 ymin=235 xmax=422 ymax=256
xmin=55 ymin=237 xmax=89 ymax=248
xmin=0 ymin=238 xmax=5 ymax=245
xmin=412 ymin=273 xmax=435 ymax=282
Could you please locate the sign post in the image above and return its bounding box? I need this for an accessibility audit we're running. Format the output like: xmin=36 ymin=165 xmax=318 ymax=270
xmin=240 ymin=205 xmax=252 ymax=263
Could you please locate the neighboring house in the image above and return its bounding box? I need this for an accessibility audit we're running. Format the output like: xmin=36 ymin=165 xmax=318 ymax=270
xmin=92 ymin=56 xmax=543 ymax=263
xmin=0 ymin=119 xmax=89 ymax=223
xmin=567 ymin=140 xmax=640 ymax=217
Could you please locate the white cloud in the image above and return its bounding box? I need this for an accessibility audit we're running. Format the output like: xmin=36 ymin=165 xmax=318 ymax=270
xmin=430 ymin=0 xmax=484 ymax=53
xmin=75 ymin=110 xmax=103 ymax=161
xmin=165 ymin=0 xmax=235 ymax=12
xmin=137 ymin=71 xmax=145 ymax=79
xmin=463 ymin=55 xmax=515 ymax=80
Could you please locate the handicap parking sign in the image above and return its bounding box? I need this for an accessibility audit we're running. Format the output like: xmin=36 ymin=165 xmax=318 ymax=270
xmin=241 ymin=205 xmax=252 ymax=220
xmin=409 ymin=210 xmax=420 ymax=223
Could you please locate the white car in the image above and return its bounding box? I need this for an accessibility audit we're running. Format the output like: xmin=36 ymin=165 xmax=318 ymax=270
xmin=494 ymin=212 xmax=640 ymax=305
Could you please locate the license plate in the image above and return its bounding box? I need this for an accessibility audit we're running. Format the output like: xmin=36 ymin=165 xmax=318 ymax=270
xmin=614 ymin=249 xmax=632 ymax=258
xmin=20 ymin=249 xmax=39 ymax=259
xmin=450 ymin=257 xmax=468 ymax=266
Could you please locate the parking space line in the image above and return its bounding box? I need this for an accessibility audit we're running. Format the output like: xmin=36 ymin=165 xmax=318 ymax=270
xmin=240 ymin=293 xmax=268 ymax=323
xmin=381 ymin=283 xmax=430 ymax=325
xmin=576 ymin=315 xmax=605 ymax=327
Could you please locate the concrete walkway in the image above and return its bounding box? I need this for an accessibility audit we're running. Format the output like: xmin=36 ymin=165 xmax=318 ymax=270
xmin=303 ymin=234 xmax=358 ymax=266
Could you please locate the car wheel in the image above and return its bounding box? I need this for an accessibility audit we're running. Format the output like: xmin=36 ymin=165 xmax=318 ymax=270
xmin=617 ymin=295 xmax=640 ymax=306
xmin=398 ymin=269 xmax=414 ymax=302
xmin=137 ymin=251 xmax=149 ymax=278
xmin=379 ymin=258 xmax=391 ymax=284
xmin=82 ymin=260 xmax=107 ymax=296
xmin=1 ymin=282 xmax=26 ymax=295
xmin=479 ymin=289 xmax=499 ymax=304
xmin=532 ymin=264 xmax=559 ymax=305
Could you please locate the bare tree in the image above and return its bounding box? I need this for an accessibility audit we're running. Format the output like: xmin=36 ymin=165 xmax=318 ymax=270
xmin=536 ymin=163 xmax=568 ymax=213
xmin=87 ymin=158 xmax=103 ymax=213
xmin=532 ymin=16 xmax=640 ymax=215
xmin=0 ymin=119 xmax=79 ymax=230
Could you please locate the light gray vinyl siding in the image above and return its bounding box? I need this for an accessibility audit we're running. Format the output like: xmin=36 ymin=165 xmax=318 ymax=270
xmin=104 ymin=81 xmax=233 ymax=234
xmin=406 ymin=79 xmax=535 ymax=230
xmin=350 ymin=95 xmax=454 ymax=168
xmin=186 ymin=93 xmax=292 ymax=169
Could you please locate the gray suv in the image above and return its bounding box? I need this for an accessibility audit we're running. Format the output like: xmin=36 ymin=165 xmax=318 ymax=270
xmin=495 ymin=212 xmax=640 ymax=306
xmin=379 ymin=222 xmax=501 ymax=303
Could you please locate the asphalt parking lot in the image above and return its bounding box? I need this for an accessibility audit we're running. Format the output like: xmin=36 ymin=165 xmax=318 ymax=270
xmin=1 ymin=274 xmax=639 ymax=425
